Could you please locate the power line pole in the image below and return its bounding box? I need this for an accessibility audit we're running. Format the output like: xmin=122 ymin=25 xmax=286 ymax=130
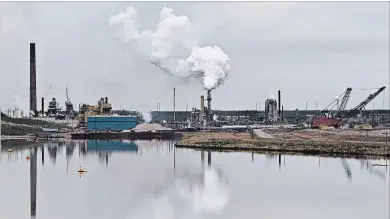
xmin=173 ymin=87 xmax=176 ymax=122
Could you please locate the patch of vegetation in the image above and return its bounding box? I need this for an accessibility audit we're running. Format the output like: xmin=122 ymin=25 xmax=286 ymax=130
xmin=1 ymin=114 xmax=65 ymax=128
xmin=1 ymin=124 xmax=42 ymax=136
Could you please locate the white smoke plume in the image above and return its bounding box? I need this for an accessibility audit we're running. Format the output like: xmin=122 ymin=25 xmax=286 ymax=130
xmin=109 ymin=6 xmax=231 ymax=91
xmin=176 ymin=46 xmax=231 ymax=91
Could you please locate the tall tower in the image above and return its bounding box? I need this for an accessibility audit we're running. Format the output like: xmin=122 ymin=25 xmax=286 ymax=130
xmin=30 ymin=43 xmax=37 ymax=117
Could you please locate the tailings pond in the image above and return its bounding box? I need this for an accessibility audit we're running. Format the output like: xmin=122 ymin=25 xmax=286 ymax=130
xmin=0 ymin=140 xmax=389 ymax=219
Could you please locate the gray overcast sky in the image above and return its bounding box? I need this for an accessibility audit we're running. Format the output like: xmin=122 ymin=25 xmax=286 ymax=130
xmin=0 ymin=1 xmax=389 ymax=113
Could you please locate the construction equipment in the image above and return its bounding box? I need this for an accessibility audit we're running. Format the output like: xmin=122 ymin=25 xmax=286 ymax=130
xmin=353 ymin=123 xmax=373 ymax=130
xmin=65 ymin=87 xmax=75 ymax=119
xmin=312 ymin=86 xmax=386 ymax=128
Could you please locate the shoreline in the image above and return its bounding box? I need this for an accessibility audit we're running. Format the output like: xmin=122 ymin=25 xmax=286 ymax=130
xmin=175 ymin=131 xmax=390 ymax=159
xmin=2 ymin=129 xmax=390 ymax=159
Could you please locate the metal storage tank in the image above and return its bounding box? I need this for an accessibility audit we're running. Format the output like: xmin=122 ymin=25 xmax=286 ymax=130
xmin=87 ymin=116 xmax=138 ymax=131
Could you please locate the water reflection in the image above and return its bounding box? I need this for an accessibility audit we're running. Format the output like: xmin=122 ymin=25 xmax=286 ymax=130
xmin=0 ymin=140 xmax=389 ymax=219
xmin=341 ymin=159 xmax=352 ymax=181
xmin=30 ymin=147 xmax=37 ymax=218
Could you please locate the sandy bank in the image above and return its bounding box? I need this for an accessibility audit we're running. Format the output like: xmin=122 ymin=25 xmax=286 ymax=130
xmin=175 ymin=131 xmax=390 ymax=158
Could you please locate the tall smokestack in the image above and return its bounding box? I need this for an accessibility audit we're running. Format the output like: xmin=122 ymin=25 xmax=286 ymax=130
xmin=105 ymin=97 xmax=108 ymax=104
xmin=173 ymin=87 xmax=176 ymax=121
xmin=282 ymin=105 xmax=284 ymax=121
xmin=278 ymin=90 xmax=281 ymax=119
xmin=41 ymin=97 xmax=44 ymax=116
xmin=30 ymin=43 xmax=37 ymax=117
xmin=200 ymin=95 xmax=205 ymax=120
xmin=207 ymin=90 xmax=212 ymax=121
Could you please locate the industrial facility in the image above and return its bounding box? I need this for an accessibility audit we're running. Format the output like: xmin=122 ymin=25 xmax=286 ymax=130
xmin=2 ymin=42 xmax=389 ymax=134
xmin=151 ymin=86 xmax=389 ymax=130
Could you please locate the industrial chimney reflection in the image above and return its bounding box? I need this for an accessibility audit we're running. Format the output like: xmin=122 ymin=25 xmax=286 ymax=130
xmin=207 ymin=151 xmax=212 ymax=166
xmin=30 ymin=147 xmax=37 ymax=218
xmin=41 ymin=147 xmax=44 ymax=166
xmin=201 ymin=150 xmax=205 ymax=168
xmin=66 ymin=142 xmax=75 ymax=173
xmin=47 ymin=143 xmax=58 ymax=165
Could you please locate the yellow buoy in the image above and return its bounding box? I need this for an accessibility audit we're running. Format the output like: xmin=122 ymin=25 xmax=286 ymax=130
xmin=8 ymin=149 xmax=12 ymax=153
xmin=78 ymin=166 xmax=87 ymax=173
xmin=26 ymin=155 xmax=30 ymax=160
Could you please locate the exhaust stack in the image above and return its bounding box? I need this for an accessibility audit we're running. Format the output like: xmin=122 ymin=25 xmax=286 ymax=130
xmin=200 ymin=95 xmax=205 ymax=121
xmin=207 ymin=90 xmax=212 ymax=122
xmin=278 ymin=90 xmax=281 ymax=119
xmin=30 ymin=43 xmax=37 ymax=117
xmin=41 ymin=97 xmax=44 ymax=116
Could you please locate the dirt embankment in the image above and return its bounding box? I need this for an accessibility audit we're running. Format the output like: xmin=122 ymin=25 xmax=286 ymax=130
xmin=265 ymin=129 xmax=389 ymax=143
xmin=176 ymin=130 xmax=390 ymax=158
xmin=1 ymin=114 xmax=66 ymax=136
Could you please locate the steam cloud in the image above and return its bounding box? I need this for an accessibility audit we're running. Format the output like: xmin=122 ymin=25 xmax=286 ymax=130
xmin=109 ymin=6 xmax=231 ymax=91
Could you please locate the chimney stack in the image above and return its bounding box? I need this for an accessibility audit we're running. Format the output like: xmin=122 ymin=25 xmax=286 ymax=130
xmin=200 ymin=95 xmax=205 ymax=121
xmin=41 ymin=97 xmax=44 ymax=116
xmin=278 ymin=90 xmax=281 ymax=119
xmin=30 ymin=43 xmax=37 ymax=117
xmin=207 ymin=90 xmax=212 ymax=122
xmin=105 ymin=97 xmax=108 ymax=104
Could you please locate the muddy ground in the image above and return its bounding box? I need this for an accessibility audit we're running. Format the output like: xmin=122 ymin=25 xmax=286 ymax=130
xmin=176 ymin=130 xmax=390 ymax=158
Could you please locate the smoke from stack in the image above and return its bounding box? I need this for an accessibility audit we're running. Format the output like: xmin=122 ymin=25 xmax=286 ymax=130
xmin=109 ymin=6 xmax=231 ymax=91
xmin=30 ymin=43 xmax=37 ymax=117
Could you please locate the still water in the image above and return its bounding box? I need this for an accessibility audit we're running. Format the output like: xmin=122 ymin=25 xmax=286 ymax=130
xmin=0 ymin=140 xmax=389 ymax=219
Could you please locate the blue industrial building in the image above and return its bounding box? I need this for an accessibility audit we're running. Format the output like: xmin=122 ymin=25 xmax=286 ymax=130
xmin=87 ymin=116 xmax=138 ymax=131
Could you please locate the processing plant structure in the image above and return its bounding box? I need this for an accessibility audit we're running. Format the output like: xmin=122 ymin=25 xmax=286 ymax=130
xmin=4 ymin=42 xmax=386 ymax=132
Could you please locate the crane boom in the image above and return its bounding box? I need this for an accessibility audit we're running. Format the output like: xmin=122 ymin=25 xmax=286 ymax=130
xmin=339 ymin=86 xmax=386 ymax=125
xmin=44 ymin=85 xmax=52 ymax=98
xmin=66 ymin=87 xmax=69 ymax=101
xmin=338 ymin=88 xmax=352 ymax=112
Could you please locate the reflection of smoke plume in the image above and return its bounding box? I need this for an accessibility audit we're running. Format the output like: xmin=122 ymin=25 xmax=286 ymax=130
xmin=126 ymin=166 xmax=230 ymax=219
xmin=110 ymin=6 xmax=231 ymax=91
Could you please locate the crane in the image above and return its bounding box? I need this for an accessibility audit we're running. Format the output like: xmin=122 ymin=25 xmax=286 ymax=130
xmin=65 ymin=87 xmax=75 ymax=119
xmin=43 ymin=85 xmax=52 ymax=99
xmin=312 ymin=86 xmax=386 ymax=128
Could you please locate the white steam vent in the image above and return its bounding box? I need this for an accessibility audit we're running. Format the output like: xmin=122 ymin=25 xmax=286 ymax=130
xmin=176 ymin=46 xmax=231 ymax=91
xmin=109 ymin=6 xmax=231 ymax=91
